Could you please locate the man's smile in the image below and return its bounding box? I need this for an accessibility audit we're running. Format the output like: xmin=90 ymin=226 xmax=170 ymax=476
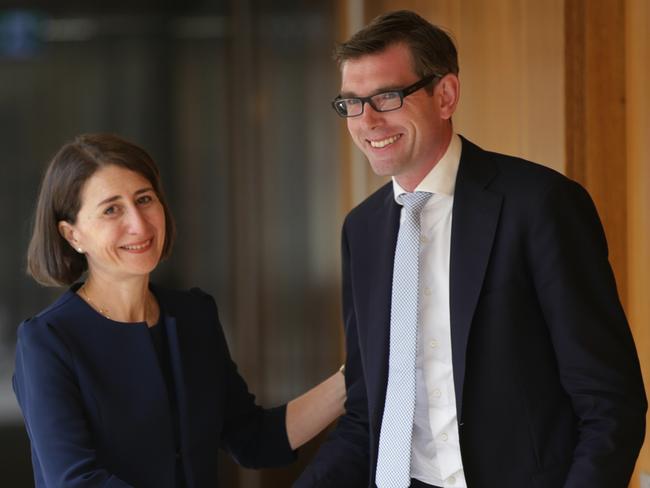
xmin=368 ymin=133 xmax=403 ymax=148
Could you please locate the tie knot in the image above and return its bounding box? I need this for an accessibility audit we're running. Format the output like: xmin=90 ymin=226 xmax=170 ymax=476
xmin=398 ymin=191 xmax=432 ymax=213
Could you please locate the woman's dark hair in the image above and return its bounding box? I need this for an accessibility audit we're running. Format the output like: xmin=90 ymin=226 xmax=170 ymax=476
xmin=334 ymin=10 xmax=459 ymax=82
xmin=27 ymin=133 xmax=176 ymax=286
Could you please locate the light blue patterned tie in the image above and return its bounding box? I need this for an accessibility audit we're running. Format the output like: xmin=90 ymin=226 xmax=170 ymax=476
xmin=376 ymin=191 xmax=432 ymax=488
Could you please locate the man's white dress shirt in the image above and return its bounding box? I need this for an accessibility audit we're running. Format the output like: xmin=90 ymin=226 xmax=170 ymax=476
xmin=392 ymin=133 xmax=466 ymax=488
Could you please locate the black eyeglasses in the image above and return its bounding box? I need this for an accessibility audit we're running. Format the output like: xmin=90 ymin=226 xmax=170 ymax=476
xmin=331 ymin=73 xmax=441 ymax=118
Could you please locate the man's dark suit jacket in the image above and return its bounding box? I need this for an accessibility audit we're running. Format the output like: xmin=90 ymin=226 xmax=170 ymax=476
xmin=13 ymin=285 xmax=295 ymax=487
xmin=296 ymin=137 xmax=647 ymax=488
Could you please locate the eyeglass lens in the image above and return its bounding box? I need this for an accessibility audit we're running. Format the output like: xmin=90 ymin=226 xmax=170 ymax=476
xmin=336 ymin=91 xmax=402 ymax=117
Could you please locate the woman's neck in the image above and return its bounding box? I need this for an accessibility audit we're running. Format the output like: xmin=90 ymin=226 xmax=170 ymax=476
xmin=80 ymin=274 xmax=159 ymax=326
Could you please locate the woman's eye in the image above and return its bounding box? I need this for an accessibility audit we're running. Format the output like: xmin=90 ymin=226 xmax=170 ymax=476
xmin=137 ymin=195 xmax=153 ymax=205
xmin=103 ymin=205 xmax=117 ymax=216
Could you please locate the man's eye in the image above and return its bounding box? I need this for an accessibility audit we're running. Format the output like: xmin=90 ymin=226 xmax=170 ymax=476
xmin=377 ymin=91 xmax=399 ymax=101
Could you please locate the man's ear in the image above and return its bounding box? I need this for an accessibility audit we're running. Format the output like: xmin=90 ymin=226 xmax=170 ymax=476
xmin=436 ymin=73 xmax=460 ymax=120
xmin=58 ymin=221 xmax=82 ymax=253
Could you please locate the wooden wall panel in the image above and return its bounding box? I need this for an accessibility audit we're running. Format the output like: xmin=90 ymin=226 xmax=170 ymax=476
xmin=565 ymin=0 xmax=628 ymax=305
xmin=453 ymin=0 xmax=565 ymax=172
xmin=627 ymin=0 xmax=650 ymax=483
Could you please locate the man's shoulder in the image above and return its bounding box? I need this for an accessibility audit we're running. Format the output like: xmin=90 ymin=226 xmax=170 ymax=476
xmin=345 ymin=181 xmax=394 ymax=224
xmin=459 ymin=136 xmax=577 ymax=197
xmin=462 ymin=136 xmax=562 ymax=176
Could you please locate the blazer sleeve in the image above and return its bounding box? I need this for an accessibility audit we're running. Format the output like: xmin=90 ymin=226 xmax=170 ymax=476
xmin=294 ymin=219 xmax=371 ymax=487
xmin=13 ymin=318 xmax=132 ymax=488
xmin=529 ymin=177 xmax=647 ymax=487
xmin=196 ymin=292 xmax=297 ymax=468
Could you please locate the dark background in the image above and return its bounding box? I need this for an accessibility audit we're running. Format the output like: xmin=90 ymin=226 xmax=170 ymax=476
xmin=0 ymin=1 xmax=344 ymax=486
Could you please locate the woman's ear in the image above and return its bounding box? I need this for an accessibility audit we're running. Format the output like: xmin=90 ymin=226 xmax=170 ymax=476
xmin=58 ymin=221 xmax=83 ymax=253
xmin=436 ymin=73 xmax=460 ymax=120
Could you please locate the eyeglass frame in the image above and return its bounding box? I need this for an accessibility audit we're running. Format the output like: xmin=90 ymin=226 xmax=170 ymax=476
xmin=331 ymin=73 xmax=443 ymax=118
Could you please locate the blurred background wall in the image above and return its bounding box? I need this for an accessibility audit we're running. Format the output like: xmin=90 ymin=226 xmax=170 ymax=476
xmin=0 ymin=1 xmax=343 ymax=485
xmin=0 ymin=0 xmax=647 ymax=487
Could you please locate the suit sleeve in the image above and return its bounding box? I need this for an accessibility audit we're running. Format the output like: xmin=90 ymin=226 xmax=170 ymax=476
xmin=294 ymin=219 xmax=371 ymax=487
xmin=13 ymin=319 xmax=132 ymax=488
xmin=529 ymin=178 xmax=647 ymax=488
xmin=197 ymin=292 xmax=297 ymax=468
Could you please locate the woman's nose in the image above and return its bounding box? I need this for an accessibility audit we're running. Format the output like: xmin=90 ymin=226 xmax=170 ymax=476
xmin=125 ymin=208 xmax=147 ymax=234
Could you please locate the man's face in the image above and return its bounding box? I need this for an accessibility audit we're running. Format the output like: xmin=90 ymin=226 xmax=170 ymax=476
xmin=340 ymin=42 xmax=456 ymax=190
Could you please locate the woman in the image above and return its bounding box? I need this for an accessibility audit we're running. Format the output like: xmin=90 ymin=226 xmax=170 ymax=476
xmin=13 ymin=133 xmax=346 ymax=487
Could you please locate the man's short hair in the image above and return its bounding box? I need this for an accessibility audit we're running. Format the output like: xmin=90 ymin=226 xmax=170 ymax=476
xmin=335 ymin=10 xmax=459 ymax=80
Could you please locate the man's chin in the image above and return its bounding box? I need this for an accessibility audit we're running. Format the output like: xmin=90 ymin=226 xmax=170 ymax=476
xmin=367 ymin=159 xmax=400 ymax=178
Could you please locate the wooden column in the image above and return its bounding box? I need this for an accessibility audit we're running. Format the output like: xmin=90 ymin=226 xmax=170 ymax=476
xmin=566 ymin=0 xmax=649 ymax=485
xmin=626 ymin=0 xmax=650 ymax=484
xmin=565 ymin=0 xmax=628 ymax=304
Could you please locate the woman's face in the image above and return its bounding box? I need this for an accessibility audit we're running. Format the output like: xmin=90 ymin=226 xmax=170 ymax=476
xmin=59 ymin=164 xmax=166 ymax=282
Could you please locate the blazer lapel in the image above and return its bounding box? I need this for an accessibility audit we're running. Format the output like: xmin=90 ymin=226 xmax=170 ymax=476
xmin=358 ymin=187 xmax=401 ymax=424
xmin=164 ymin=314 xmax=196 ymax=488
xmin=450 ymin=138 xmax=502 ymax=418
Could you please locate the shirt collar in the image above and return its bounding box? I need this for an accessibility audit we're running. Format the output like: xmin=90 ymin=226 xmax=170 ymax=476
xmin=392 ymin=133 xmax=462 ymax=203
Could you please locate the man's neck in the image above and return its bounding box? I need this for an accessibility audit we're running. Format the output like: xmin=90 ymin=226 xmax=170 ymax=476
xmin=394 ymin=129 xmax=454 ymax=192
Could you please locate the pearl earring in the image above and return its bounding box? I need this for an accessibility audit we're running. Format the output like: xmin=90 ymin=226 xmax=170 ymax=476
xmin=77 ymin=247 xmax=83 ymax=253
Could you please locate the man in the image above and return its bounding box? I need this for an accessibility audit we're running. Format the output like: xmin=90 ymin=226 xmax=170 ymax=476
xmin=296 ymin=10 xmax=646 ymax=488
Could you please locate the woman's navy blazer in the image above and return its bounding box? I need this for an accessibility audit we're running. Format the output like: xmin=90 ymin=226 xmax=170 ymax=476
xmin=13 ymin=284 xmax=295 ymax=487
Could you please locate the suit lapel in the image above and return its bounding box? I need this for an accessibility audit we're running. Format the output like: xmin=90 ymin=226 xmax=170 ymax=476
xmin=357 ymin=186 xmax=401 ymax=422
xmin=450 ymin=138 xmax=502 ymax=418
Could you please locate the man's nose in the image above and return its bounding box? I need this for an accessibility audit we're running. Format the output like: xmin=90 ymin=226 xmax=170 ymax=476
xmin=358 ymin=102 xmax=383 ymax=127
